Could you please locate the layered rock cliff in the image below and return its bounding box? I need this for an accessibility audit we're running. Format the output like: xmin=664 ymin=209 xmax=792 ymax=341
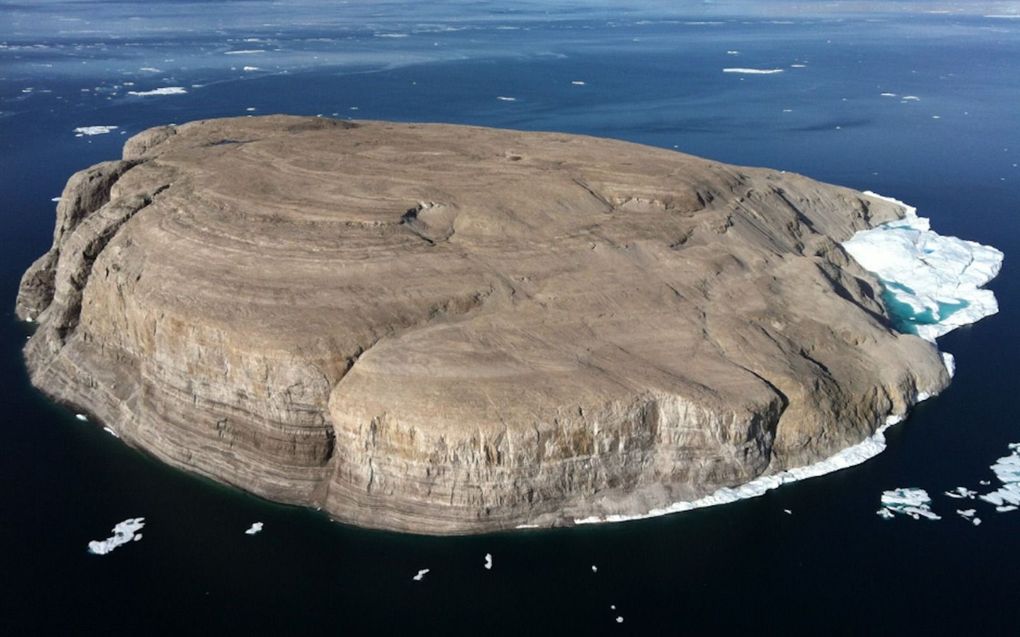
xmin=17 ymin=116 xmax=949 ymax=534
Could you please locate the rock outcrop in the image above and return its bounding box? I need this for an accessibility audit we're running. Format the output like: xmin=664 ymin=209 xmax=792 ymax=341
xmin=17 ymin=116 xmax=949 ymax=534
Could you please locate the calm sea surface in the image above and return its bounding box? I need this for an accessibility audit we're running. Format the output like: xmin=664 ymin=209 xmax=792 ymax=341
xmin=1 ymin=2 xmax=1018 ymax=634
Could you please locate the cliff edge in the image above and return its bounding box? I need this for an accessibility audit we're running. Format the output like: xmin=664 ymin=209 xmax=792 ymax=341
xmin=17 ymin=116 xmax=949 ymax=533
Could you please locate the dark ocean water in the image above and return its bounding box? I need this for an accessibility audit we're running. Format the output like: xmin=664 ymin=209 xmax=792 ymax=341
xmin=2 ymin=2 xmax=1019 ymax=634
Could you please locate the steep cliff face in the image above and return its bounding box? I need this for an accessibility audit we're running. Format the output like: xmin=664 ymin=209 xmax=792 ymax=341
xmin=17 ymin=116 xmax=949 ymax=533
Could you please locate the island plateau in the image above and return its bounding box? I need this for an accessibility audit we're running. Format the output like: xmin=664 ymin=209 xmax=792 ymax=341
xmin=17 ymin=116 xmax=952 ymax=534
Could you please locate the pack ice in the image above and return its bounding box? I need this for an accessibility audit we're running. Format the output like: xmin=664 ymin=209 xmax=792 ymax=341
xmin=842 ymin=192 xmax=1003 ymax=341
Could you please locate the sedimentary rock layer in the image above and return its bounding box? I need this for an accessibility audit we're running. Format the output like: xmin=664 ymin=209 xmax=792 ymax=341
xmin=17 ymin=116 xmax=949 ymax=534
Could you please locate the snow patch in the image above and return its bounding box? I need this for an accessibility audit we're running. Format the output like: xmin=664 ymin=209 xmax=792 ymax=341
xmin=88 ymin=518 xmax=145 ymax=555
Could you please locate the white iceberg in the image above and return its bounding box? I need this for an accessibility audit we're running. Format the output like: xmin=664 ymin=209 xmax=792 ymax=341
xmin=127 ymin=86 xmax=187 ymax=97
xmin=878 ymin=488 xmax=940 ymax=520
xmin=843 ymin=192 xmax=1003 ymax=341
xmin=74 ymin=126 xmax=118 ymax=136
xmin=88 ymin=517 xmax=145 ymax=555
xmin=245 ymin=522 xmax=263 ymax=535
xmin=723 ymin=68 xmax=784 ymax=74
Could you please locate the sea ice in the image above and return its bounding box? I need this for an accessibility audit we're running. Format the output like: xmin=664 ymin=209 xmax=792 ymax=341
xmin=412 ymin=569 xmax=430 ymax=581
xmin=842 ymin=192 xmax=1003 ymax=341
xmin=245 ymin=522 xmax=263 ymax=535
xmin=877 ymin=488 xmax=940 ymax=520
xmin=944 ymin=487 xmax=976 ymax=499
xmin=88 ymin=517 xmax=145 ymax=555
xmin=722 ymin=67 xmax=784 ymax=74
xmin=978 ymin=443 xmax=1020 ymax=508
xmin=127 ymin=86 xmax=187 ymax=96
xmin=74 ymin=125 xmax=118 ymax=136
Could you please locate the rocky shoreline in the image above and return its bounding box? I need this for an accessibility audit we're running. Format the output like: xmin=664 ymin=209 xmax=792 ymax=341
xmin=17 ymin=116 xmax=949 ymax=534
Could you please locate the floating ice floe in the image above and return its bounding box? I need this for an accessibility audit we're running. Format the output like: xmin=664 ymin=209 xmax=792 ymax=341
xmin=956 ymin=509 xmax=981 ymax=525
xmin=842 ymin=192 xmax=1003 ymax=341
xmin=944 ymin=486 xmax=977 ymax=499
xmin=74 ymin=125 xmax=118 ymax=136
xmin=88 ymin=517 xmax=145 ymax=555
xmin=877 ymin=488 xmax=940 ymax=520
xmin=723 ymin=67 xmax=784 ymax=75
xmin=245 ymin=522 xmax=263 ymax=535
xmin=412 ymin=568 xmax=430 ymax=581
xmin=127 ymin=86 xmax=187 ymax=97
xmin=978 ymin=443 xmax=1020 ymax=509
xmin=484 ymin=553 xmax=493 ymax=570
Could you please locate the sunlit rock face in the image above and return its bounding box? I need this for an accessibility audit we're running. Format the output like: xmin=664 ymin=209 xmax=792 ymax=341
xmin=17 ymin=116 xmax=954 ymax=534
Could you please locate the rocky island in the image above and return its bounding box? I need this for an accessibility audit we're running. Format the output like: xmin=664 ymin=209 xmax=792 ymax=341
xmin=17 ymin=116 xmax=953 ymax=534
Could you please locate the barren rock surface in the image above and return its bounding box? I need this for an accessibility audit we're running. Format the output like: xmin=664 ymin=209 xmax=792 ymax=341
xmin=17 ymin=116 xmax=949 ymax=533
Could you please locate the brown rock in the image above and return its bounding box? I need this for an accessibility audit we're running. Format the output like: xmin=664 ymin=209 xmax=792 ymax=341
xmin=17 ymin=116 xmax=948 ymax=534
